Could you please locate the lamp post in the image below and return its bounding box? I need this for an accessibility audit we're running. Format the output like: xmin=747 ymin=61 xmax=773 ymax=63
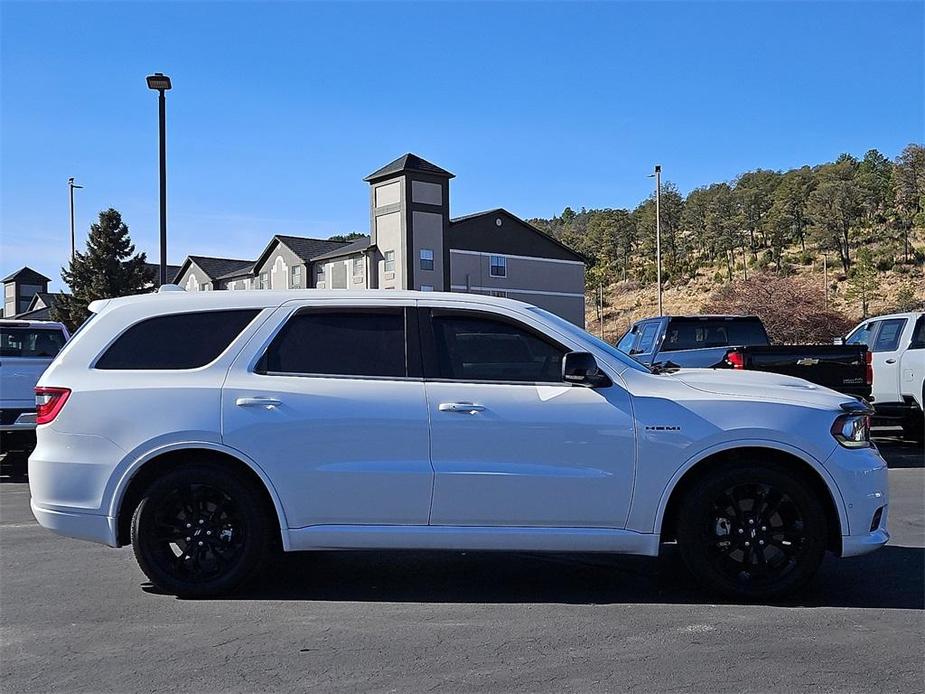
xmin=648 ymin=164 xmax=663 ymax=316
xmin=67 ymin=177 xmax=83 ymax=260
xmin=146 ymin=72 xmax=172 ymax=286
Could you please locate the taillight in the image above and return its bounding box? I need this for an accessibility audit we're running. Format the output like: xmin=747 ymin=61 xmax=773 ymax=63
xmin=35 ymin=387 xmax=71 ymax=425
xmin=865 ymin=350 xmax=873 ymax=386
xmin=725 ymin=350 xmax=745 ymax=369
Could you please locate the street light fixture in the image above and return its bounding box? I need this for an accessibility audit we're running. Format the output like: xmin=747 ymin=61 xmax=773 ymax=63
xmin=67 ymin=177 xmax=84 ymax=261
xmin=146 ymin=72 xmax=171 ymax=286
xmin=648 ymin=164 xmax=663 ymax=316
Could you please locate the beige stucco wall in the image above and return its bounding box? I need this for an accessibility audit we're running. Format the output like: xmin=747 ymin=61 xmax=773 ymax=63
xmin=375 ymin=211 xmax=403 ymax=289
xmin=411 ymin=211 xmax=444 ymax=291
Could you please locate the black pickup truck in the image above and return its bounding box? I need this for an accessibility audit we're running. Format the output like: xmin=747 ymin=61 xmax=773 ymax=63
xmin=616 ymin=315 xmax=872 ymax=400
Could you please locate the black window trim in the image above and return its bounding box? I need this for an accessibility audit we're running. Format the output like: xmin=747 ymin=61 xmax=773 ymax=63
xmin=92 ymin=307 xmax=263 ymax=371
xmin=255 ymin=305 xmax=422 ymax=381
xmin=418 ymin=306 xmax=594 ymax=387
xmin=870 ymin=317 xmax=907 ymax=353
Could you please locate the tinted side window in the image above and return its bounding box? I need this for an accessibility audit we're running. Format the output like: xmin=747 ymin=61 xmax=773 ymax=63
xmin=431 ymin=314 xmax=565 ymax=383
xmin=872 ymin=318 xmax=906 ymax=352
xmin=910 ymin=316 xmax=925 ymax=349
xmin=96 ymin=310 xmax=260 ymax=370
xmin=263 ymin=310 xmax=406 ymax=377
xmin=631 ymin=322 xmax=660 ymax=355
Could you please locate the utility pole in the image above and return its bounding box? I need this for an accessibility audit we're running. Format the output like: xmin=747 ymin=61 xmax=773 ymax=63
xmin=67 ymin=177 xmax=83 ymax=260
xmin=823 ymin=255 xmax=828 ymax=311
xmin=146 ymin=73 xmax=172 ymax=286
xmin=650 ymin=165 xmax=663 ymax=316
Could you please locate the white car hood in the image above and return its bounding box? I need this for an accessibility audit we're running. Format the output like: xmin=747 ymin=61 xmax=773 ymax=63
xmin=668 ymin=368 xmax=852 ymax=410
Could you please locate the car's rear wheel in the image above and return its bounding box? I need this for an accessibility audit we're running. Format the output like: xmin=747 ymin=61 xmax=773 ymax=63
xmin=130 ymin=463 xmax=271 ymax=597
xmin=676 ymin=463 xmax=827 ymax=600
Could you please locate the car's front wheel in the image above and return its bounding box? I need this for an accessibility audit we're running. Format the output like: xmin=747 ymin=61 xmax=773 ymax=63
xmin=676 ymin=462 xmax=828 ymax=600
xmin=130 ymin=463 xmax=272 ymax=597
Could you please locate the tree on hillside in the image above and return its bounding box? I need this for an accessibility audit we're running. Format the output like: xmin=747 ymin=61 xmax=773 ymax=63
xmin=734 ymin=169 xmax=781 ymax=258
xmin=843 ymin=248 xmax=880 ymax=318
xmin=769 ymin=166 xmax=815 ymax=252
xmin=327 ymin=231 xmax=367 ymax=242
xmin=857 ymin=149 xmax=893 ymax=226
xmin=52 ymin=208 xmax=153 ymax=331
xmin=893 ymin=144 xmax=925 ymax=263
xmin=701 ymin=273 xmax=855 ymax=344
xmin=807 ymin=157 xmax=863 ymax=272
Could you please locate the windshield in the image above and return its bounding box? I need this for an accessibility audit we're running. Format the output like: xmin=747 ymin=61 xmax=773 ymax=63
xmin=527 ymin=307 xmax=651 ymax=373
xmin=0 ymin=327 xmax=66 ymax=358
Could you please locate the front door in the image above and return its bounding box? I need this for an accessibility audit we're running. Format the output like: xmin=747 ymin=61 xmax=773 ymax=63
xmin=870 ymin=317 xmax=908 ymax=404
xmin=222 ymin=303 xmax=433 ymax=528
xmin=420 ymin=308 xmax=636 ymax=528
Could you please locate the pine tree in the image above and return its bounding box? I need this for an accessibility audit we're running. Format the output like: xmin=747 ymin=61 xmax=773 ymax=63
xmin=52 ymin=209 xmax=154 ymax=330
xmin=843 ymin=248 xmax=879 ymax=318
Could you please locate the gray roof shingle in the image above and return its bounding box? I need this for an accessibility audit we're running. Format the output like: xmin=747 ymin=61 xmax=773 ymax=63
xmin=310 ymin=236 xmax=371 ymax=261
xmin=364 ymin=153 xmax=454 ymax=182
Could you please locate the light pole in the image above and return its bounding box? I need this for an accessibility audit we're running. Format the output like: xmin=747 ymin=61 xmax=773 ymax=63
xmin=648 ymin=164 xmax=663 ymax=316
xmin=146 ymin=72 xmax=172 ymax=286
xmin=67 ymin=177 xmax=83 ymax=260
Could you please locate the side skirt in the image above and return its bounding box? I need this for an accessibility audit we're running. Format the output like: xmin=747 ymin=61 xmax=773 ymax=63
xmin=286 ymin=524 xmax=661 ymax=556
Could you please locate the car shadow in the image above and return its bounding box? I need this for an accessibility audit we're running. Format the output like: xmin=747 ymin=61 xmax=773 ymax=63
xmin=153 ymin=544 xmax=923 ymax=610
xmin=874 ymin=437 xmax=924 ymax=469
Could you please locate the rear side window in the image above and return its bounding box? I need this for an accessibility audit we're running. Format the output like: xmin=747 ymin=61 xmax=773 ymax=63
xmin=846 ymin=322 xmax=874 ymax=347
xmin=616 ymin=329 xmax=636 ymax=354
xmin=95 ymin=310 xmax=260 ymax=370
xmin=431 ymin=314 xmax=565 ymax=383
xmin=0 ymin=328 xmax=66 ymax=358
xmin=872 ymin=318 xmax=906 ymax=352
xmin=261 ymin=310 xmax=406 ymax=378
xmin=661 ymin=319 xmax=768 ymax=351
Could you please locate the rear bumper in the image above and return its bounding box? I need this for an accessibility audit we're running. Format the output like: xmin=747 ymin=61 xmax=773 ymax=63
xmin=30 ymin=499 xmax=118 ymax=547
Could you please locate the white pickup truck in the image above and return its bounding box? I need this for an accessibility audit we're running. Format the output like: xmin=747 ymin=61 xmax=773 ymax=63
xmin=0 ymin=319 xmax=70 ymax=474
xmin=845 ymin=311 xmax=924 ymax=440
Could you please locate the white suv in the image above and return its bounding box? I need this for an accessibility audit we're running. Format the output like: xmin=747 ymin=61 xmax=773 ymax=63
xmin=30 ymin=289 xmax=889 ymax=599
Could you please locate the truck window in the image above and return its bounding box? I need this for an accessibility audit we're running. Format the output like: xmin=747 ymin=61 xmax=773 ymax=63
xmin=616 ymin=329 xmax=636 ymax=354
xmin=871 ymin=318 xmax=906 ymax=352
xmin=846 ymin=321 xmax=875 ymax=347
xmin=0 ymin=327 xmax=66 ymax=358
xmin=660 ymin=318 xmax=768 ymax=351
xmin=631 ymin=322 xmax=660 ymax=355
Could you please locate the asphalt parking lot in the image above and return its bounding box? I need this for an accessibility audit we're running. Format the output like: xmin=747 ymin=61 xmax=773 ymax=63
xmin=1 ymin=436 xmax=922 ymax=693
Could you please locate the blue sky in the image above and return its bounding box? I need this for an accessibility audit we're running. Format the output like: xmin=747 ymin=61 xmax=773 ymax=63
xmin=2 ymin=1 xmax=923 ymax=290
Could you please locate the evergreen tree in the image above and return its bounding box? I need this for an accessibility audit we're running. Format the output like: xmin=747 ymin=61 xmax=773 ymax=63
xmin=843 ymin=248 xmax=879 ymax=317
xmin=52 ymin=208 xmax=154 ymax=330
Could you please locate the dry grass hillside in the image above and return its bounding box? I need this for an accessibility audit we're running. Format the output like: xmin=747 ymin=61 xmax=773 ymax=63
xmin=586 ymin=230 xmax=925 ymax=344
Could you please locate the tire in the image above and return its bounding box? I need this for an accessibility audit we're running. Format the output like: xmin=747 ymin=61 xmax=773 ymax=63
xmin=676 ymin=462 xmax=827 ymax=600
xmin=130 ymin=463 xmax=272 ymax=597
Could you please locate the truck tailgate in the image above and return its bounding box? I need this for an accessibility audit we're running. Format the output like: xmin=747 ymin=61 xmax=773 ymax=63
xmin=736 ymin=345 xmax=871 ymax=399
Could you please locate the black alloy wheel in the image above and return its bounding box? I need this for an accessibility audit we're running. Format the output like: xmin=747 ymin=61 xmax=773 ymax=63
xmin=677 ymin=463 xmax=827 ymax=600
xmin=131 ymin=463 xmax=271 ymax=597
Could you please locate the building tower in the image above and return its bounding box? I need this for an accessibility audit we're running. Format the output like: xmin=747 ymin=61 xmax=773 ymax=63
xmin=364 ymin=154 xmax=454 ymax=291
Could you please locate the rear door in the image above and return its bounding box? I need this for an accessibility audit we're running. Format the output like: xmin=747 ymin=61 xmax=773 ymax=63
xmin=420 ymin=306 xmax=636 ymax=528
xmin=222 ymin=301 xmax=434 ymax=528
xmin=869 ymin=318 xmax=908 ymax=403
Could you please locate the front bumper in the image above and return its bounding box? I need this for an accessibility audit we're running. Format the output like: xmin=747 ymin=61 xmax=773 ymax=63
xmin=842 ymin=528 xmax=890 ymax=557
xmin=30 ymin=499 xmax=118 ymax=547
xmin=822 ymin=442 xmax=890 ymax=556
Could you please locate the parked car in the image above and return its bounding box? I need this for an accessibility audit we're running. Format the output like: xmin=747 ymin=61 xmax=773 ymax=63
xmin=616 ymin=315 xmax=871 ymax=400
xmin=30 ymin=289 xmax=888 ymax=599
xmin=844 ymin=312 xmax=924 ymax=440
xmin=0 ymin=319 xmax=69 ymax=474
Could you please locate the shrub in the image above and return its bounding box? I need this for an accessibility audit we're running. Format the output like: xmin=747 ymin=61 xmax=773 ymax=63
xmin=702 ymin=272 xmax=856 ymax=344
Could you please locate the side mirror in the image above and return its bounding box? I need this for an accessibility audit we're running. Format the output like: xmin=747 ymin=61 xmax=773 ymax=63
xmin=562 ymin=351 xmax=611 ymax=387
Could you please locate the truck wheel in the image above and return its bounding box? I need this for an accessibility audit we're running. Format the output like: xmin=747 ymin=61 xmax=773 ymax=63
xmin=130 ymin=463 xmax=272 ymax=597
xmin=676 ymin=462 xmax=827 ymax=600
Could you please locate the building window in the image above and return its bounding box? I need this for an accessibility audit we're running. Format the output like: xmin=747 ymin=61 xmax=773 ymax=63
xmin=291 ymin=266 xmax=302 ymax=288
xmin=259 ymin=272 xmax=269 ymax=290
xmin=384 ymin=250 xmax=395 ymax=273
xmin=316 ymin=266 xmax=325 ymax=286
xmin=490 ymin=290 xmax=507 ymax=298
xmin=490 ymin=255 xmax=507 ymax=277
xmin=353 ymin=257 xmax=364 ymax=277
xmin=420 ymin=249 xmax=434 ymax=271
xmin=420 ymin=285 xmax=434 ymax=292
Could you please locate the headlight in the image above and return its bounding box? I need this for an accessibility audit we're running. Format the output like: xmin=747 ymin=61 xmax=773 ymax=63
xmin=831 ymin=413 xmax=871 ymax=448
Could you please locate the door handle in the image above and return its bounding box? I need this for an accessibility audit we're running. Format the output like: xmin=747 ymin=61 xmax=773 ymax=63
xmin=438 ymin=402 xmax=486 ymax=414
xmin=235 ymin=397 xmax=282 ymax=408
xmin=885 ymin=359 xmax=896 ymax=364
